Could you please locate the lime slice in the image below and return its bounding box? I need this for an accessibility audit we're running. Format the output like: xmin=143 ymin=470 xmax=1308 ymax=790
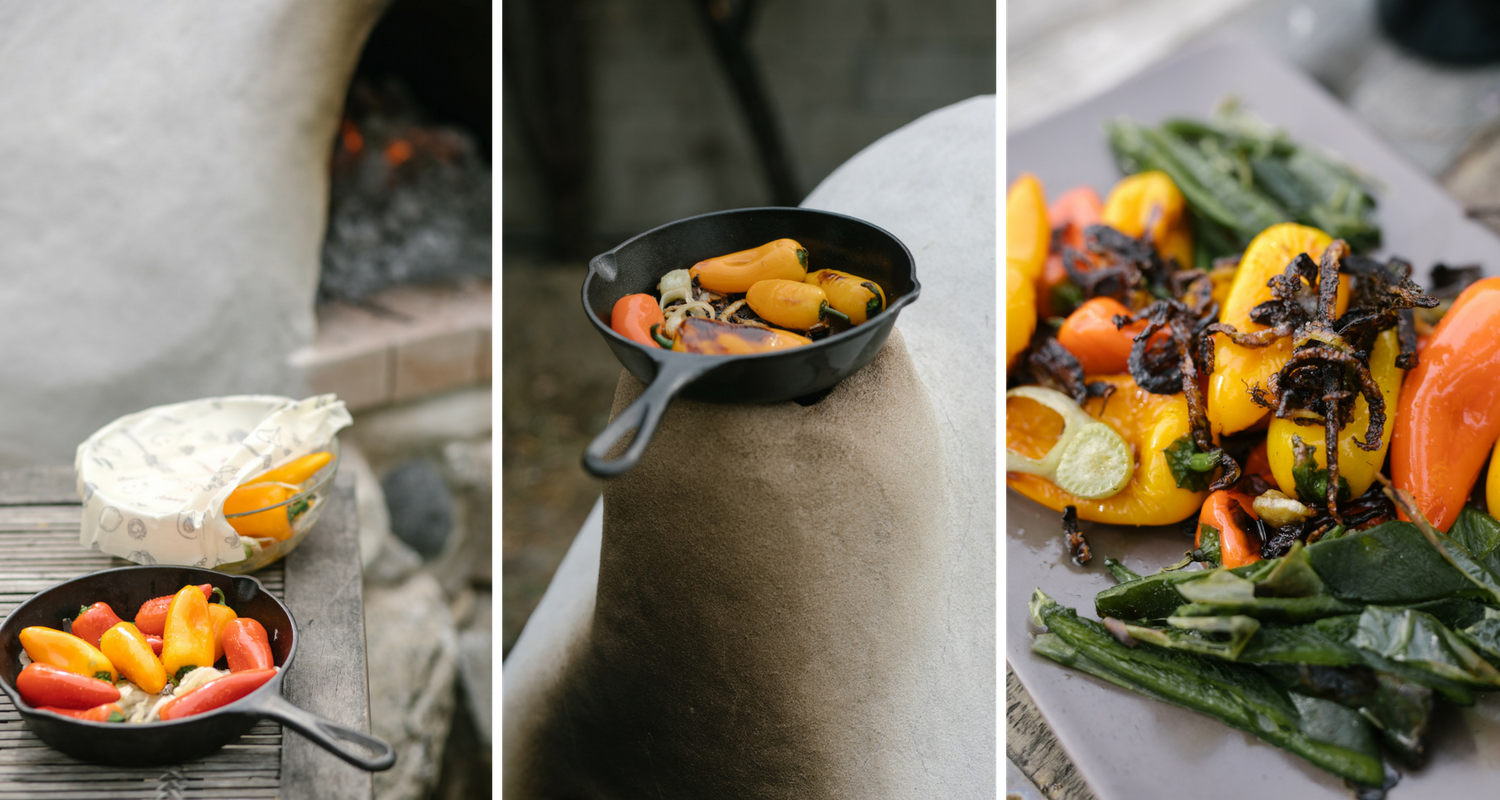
xmin=1007 ymin=386 xmax=1133 ymax=500
xmin=1055 ymin=422 xmax=1133 ymax=499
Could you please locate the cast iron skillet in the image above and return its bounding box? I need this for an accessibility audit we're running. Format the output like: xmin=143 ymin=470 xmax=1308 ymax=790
xmin=0 ymin=566 xmax=395 ymax=770
xmin=581 ymin=207 xmax=919 ymax=477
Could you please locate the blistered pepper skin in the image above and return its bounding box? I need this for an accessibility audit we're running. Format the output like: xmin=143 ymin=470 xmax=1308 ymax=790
xmin=1007 ymin=374 xmax=1208 ymax=525
xmin=1392 ymin=277 xmax=1500 ymax=532
xmin=1102 ymin=171 xmax=1193 ymax=268
xmin=1207 ymin=223 xmax=1348 ymax=437
xmin=671 ymin=317 xmax=810 ymax=355
xmin=1267 ymin=327 xmax=1402 ymax=501
xmin=689 ymin=239 xmax=807 ymax=294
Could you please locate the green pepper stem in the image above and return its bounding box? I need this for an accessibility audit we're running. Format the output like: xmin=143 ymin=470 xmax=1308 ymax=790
xmin=820 ymin=303 xmax=851 ymax=324
xmin=212 ymin=587 xmax=227 ymax=606
xmin=650 ymin=323 xmax=674 ymax=348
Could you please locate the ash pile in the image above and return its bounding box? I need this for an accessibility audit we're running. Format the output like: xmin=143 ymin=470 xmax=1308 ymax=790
xmin=320 ymin=79 xmax=492 ymax=304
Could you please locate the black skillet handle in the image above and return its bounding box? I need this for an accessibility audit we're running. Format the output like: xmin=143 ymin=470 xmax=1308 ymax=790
xmin=582 ymin=355 xmax=716 ymax=478
xmin=250 ymin=691 xmax=397 ymax=771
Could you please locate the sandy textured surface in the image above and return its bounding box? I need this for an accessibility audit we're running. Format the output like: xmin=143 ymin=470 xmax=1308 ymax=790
xmin=503 ymin=95 xmax=996 ymax=798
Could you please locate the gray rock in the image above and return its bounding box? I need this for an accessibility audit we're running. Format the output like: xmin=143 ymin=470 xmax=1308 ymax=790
xmin=382 ymin=459 xmax=454 ymax=558
xmin=365 ymin=532 xmax=424 ymax=588
xmin=456 ymin=595 xmax=492 ymax=749
xmin=341 ymin=441 xmax=393 ymax=573
xmin=435 ymin=435 xmax=498 ymax=585
xmin=366 ymin=572 xmax=459 ymax=800
xmin=441 ymin=438 xmax=492 ymax=490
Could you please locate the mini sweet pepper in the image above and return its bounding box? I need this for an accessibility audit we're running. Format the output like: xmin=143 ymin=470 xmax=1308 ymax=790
xmin=1207 ymin=223 xmax=1348 ymax=437
xmin=1392 ymin=276 xmax=1500 ymax=531
xmin=1267 ymin=327 xmax=1402 ymax=502
xmin=1007 ymin=374 xmax=1208 ymax=525
xmin=1101 ymin=170 xmax=1193 ymax=269
xmin=161 ymin=585 xmax=215 ymax=683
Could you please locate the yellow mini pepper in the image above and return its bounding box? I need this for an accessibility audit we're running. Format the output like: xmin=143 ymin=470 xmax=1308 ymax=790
xmin=1102 ymin=171 xmax=1193 ymax=269
xmin=19 ymin=627 xmax=117 ymax=683
xmin=100 ymin=622 xmax=167 ymax=694
xmin=1267 ymin=327 xmax=1403 ymax=501
xmin=1207 ymin=223 xmax=1349 ymax=437
xmin=1007 ymin=374 xmax=1208 ymax=525
xmin=162 ymin=585 xmax=215 ymax=682
xmin=1007 ymin=174 xmax=1049 ymax=283
xmin=1006 ymin=264 xmax=1037 ymax=371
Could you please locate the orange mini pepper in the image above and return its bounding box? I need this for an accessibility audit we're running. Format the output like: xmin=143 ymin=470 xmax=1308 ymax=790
xmin=223 ymin=483 xmax=305 ymax=541
xmin=208 ymin=602 xmax=238 ymax=665
xmin=1055 ymin=297 xmax=1165 ymax=375
xmin=222 ymin=618 xmax=274 ymax=673
xmin=1196 ymin=489 xmax=1263 ymax=569
xmin=610 ymin=293 xmax=665 ymax=349
xmin=242 ymin=452 xmax=332 ymax=488
xmin=689 ymin=239 xmax=807 ymax=294
xmin=100 ymin=622 xmax=167 ymax=695
xmin=1392 ymin=276 xmax=1500 ymax=531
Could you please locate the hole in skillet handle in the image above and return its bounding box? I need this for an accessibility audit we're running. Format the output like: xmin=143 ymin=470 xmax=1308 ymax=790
xmin=582 ymin=355 xmax=716 ymax=478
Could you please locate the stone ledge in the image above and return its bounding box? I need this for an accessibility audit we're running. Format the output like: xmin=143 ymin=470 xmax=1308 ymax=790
xmin=292 ymin=280 xmax=492 ymax=410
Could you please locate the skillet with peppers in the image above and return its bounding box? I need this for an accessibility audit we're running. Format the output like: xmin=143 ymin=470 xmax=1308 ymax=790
xmin=1008 ymin=111 xmax=1500 ymax=795
xmin=608 ymin=238 xmax=887 ymax=354
xmin=16 ymin=583 xmax=276 ymax=724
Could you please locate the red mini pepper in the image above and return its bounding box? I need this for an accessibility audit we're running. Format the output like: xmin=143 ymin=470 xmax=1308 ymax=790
xmin=135 ymin=584 xmax=216 ymax=637
xmin=610 ymin=293 xmax=665 ymax=349
xmin=146 ymin=635 xmax=163 ymax=656
xmin=221 ymin=618 xmax=274 ymax=672
xmin=69 ymin=602 xmax=124 ymax=649
xmin=38 ymin=703 xmax=125 ymax=722
xmin=158 ymin=668 xmax=276 ymax=721
xmin=1391 ymin=276 xmax=1500 ymax=532
xmin=16 ymin=663 xmax=120 ymax=710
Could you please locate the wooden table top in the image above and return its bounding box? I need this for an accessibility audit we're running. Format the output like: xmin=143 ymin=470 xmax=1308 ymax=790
xmin=0 ymin=466 xmax=373 ymax=800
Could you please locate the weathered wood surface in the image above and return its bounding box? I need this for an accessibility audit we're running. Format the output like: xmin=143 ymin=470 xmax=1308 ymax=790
xmin=0 ymin=468 xmax=372 ymax=800
xmin=282 ymin=475 xmax=374 ymax=800
xmin=1006 ymin=664 xmax=1094 ymax=800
